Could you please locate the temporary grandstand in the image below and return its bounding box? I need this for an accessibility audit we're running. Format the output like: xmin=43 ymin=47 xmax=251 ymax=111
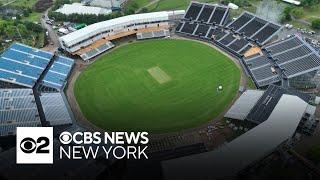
xmin=0 ymin=88 xmax=73 ymax=137
xmin=225 ymin=85 xmax=313 ymax=124
xmin=163 ymin=93 xmax=312 ymax=180
xmin=39 ymin=93 xmax=73 ymax=126
xmin=0 ymin=89 xmax=41 ymax=137
xmin=136 ymin=29 xmax=170 ymax=40
xmin=226 ymin=12 xmax=281 ymax=45
xmin=245 ymin=35 xmax=320 ymax=87
xmin=0 ymin=43 xmax=75 ymax=137
xmin=176 ymin=2 xmax=320 ymax=89
xmin=0 ymin=43 xmax=74 ymax=92
xmin=59 ymin=10 xmax=185 ymax=61
xmin=176 ymin=2 xmax=282 ymax=58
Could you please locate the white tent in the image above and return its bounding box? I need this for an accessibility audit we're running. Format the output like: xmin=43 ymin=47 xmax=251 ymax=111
xmin=56 ymin=3 xmax=112 ymax=15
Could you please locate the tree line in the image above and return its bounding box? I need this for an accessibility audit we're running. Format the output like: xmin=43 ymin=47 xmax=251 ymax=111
xmin=48 ymin=11 xmax=122 ymax=25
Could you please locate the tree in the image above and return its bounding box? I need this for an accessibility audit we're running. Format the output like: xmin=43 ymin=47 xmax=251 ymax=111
xmin=124 ymin=2 xmax=139 ymax=15
xmin=280 ymin=6 xmax=293 ymax=23
xmin=291 ymin=8 xmax=304 ymax=18
xmin=301 ymin=0 xmax=320 ymax=7
xmin=52 ymin=0 xmax=71 ymax=10
xmin=48 ymin=11 xmax=122 ymax=25
xmin=140 ymin=8 xmax=148 ymax=13
xmin=17 ymin=24 xmax=28 ymax=36
xmin=311 ymin=19 xmax=320 ymax=29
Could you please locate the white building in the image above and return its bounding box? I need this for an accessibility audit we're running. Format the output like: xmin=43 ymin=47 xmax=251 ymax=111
xmin=282 ymin=0 xmax=301 ymax=5
xmin=56 ymin=3 xmax=112 ymax=15
xmin=59 ymin=10 xmax=185 ymax=60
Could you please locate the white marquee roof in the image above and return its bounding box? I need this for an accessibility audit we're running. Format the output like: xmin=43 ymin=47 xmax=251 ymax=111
xmin=59 ymin=10 xmax=185 ymax=47
xmin=225 ymin=90 xmax=264 ymax=120
xmin=162 ymin=94 xmax=308 ymax=180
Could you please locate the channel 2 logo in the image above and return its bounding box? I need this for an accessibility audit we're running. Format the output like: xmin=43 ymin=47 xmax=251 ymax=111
xmin=16 ymin=127 xmax=53 ymax=164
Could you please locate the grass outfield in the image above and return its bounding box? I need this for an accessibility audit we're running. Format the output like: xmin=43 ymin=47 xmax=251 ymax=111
xmin=74 ymin=39 xmax=240 ymax=133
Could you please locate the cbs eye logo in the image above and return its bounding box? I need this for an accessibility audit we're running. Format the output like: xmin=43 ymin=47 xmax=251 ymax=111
xmin=16 ymin=127 xmax=53 ymax=164
xmin=59 ymin=131 xmax=72 ymax=144
xmin=20 ymin=137 xmax=50 ymax=154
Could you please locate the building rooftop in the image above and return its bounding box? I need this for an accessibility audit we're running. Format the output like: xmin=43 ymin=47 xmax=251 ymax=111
xmin=225 ymin=90 xmax=264 ymax=120
xmin=246 ymin=85 xmax=311 ymax=124
xmin=59 ymin=10 xmax=185 ymax=47
xmin=163 ymin=94 xmax=308 ymax=180
xmin=56 ymin=3 xmax=112 ymax=15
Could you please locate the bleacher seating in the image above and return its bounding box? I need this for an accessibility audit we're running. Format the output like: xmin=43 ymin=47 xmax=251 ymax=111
xmin=245 ymin=54 xmax=270 ymax=69
xmin=40 ymin=93 xmax=72 ymax=126
xmin=238 ymin=18 xmax=267 ymax=37
xmin=80 ymin=41 xmax=115 ymax=61
xmin=0 ymin=43 xmax=53 ymax=88
xmin=42 ymin=55 xmax=74 ymax=91
xmin=205 ymin=28 xmax=215 ymax=39
xmin=212 ymin=29 xmax=252 ymax=57
xmin=228 ymin=38 xmax=250 ymax=52
xmin=239 ymin=45 xmax=252 ymax=55
xmin=0 ymin=89 xmax=41 ymax=136
xmin=184 ymin=2 xmax=230 ymax=25
xmin=0 ymin=43 xmax=74 ymax=91
xmin=227 ymin=12 xmax=254 ymax=30
xmin=197 ymin=5 xmax=215 ymax=22
xmin=10 ymin=43 xmax=53 ymax=59
xmin=251 ymin=65 xmax=278 ymax=83
xmin=244 ymin=54 xmax=281 ymax=87
xmin=227 ymin=12 xmax=281 ymax=45
xmin=154 ymin=30 xmax=170 ymax=37
xmin=219 ymin=33 xmax=236 ymax=46
xmin=265 ymin=36 xmax=303 ymax=54
xmin=266 ymin=35 xmax=320 ymax=79
xmin=177 ymin=2 xmax=230 ymax=38
xmin=194 ymin=24 xmax=210 ymax=37
xmin=252 ymin=23 xmax=280 ymax=44
xmin=177 ymin=3 xmax=320 ymax=88
xmin=185 ymin=2 xmax=203 ymax=20
xmin=208 ymin=7 xmax=228 ymax=25
xmin=176 ymin=22 xmax=184 ymax=32
xmin=212 ymin=28 xmax=227 ymax=41
xmin=242 ymin=35 xmax=320 ymax=87
xmin=273 ymin=45 xmax=312 ymax=65
xmin=180 ymin=22 xmax=198 ymax=34
xmin=282 ymin=54 xmax=320 ymax=77
xmin=137 ymin=30 xmax=170 ymax=40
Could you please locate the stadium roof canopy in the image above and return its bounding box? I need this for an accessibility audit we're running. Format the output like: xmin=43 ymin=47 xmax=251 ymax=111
xmin=56 ymin=3 xmax=112 ymax=15
xmin=225 ymin=90 xmax=264 ymax=120
xmin=162 ymin=94 xmax=308 ymax=180
xmin=59 ymin=10 xmax=185 ymax=47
